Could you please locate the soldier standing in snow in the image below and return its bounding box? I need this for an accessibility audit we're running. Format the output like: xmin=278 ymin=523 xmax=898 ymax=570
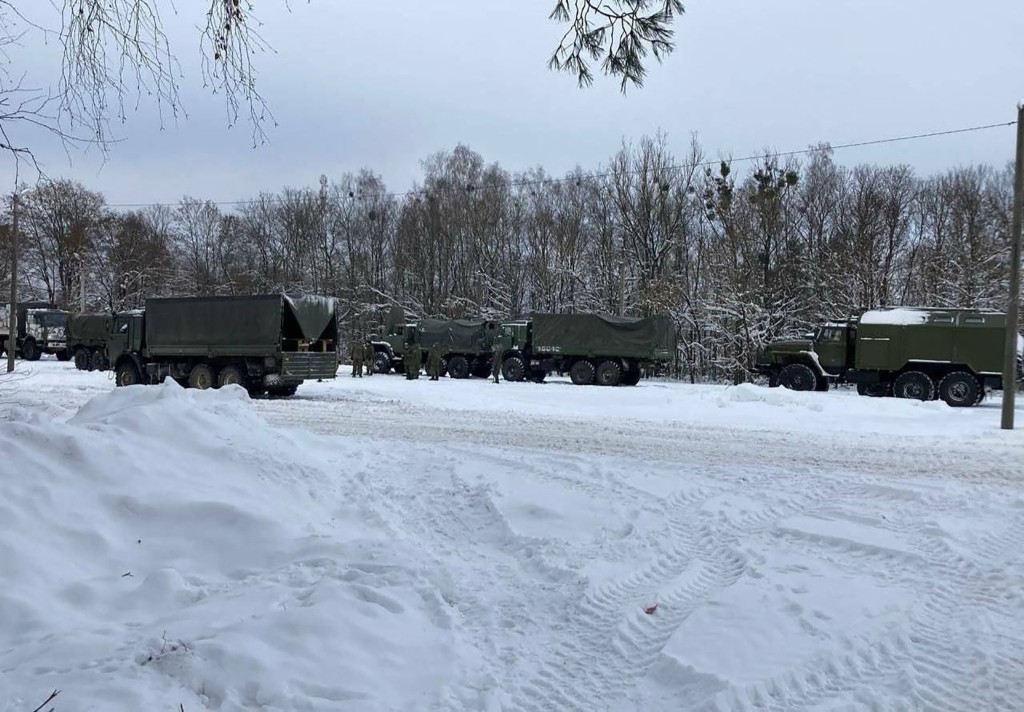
xmin=427 ymin=342 xmax=442 ymax=381
xmin=363 ymin=340 xmax=375 ymax=376
xmin=350 ymin=339 xmax=364 ymax=378
xmin=405 ymin=336 xmax=420 ymax=380
xmin=491 ymin=347 xmax=504 ymax=384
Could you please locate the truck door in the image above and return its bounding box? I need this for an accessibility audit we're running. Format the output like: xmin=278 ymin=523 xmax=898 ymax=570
xmin=813 ymin=327 xmax=846 ymax=374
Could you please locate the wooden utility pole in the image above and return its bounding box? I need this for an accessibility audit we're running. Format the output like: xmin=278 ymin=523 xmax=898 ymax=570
xmin=1002 ymin=104 xmax=1024 ymax=430
xmin=7 ymin=192 xmax=18 ymax=374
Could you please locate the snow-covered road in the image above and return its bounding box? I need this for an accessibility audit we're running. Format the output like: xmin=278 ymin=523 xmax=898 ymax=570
xmin=2 ymin=362 xmax=1023 ymax=711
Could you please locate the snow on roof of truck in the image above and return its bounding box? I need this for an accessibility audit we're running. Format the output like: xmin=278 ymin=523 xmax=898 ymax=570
xmin=859 ymin=308 xmax=931 ymax=325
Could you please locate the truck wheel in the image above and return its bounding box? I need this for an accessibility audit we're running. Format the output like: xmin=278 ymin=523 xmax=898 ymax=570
xmin=21 ymin=338 xmax=39 ymax=361
xmin=89 ymin=349 xmax=108 ymax=371
xmin=569 ymin=359 xmax=596 ymax=386
xmin=779 ymin=363 xmax=816 ymax=392
xmin=447 ymin=355 xmax=470 ymax=379
xmin=188 ymin=363 xmax=216 ymax=390
xmin=218 ymin=365 xmax=247 ymax=388
xmin=938 ymin=371 xmax=980 ymax=407
xmin=373 ymin=352 xmax=391 ymax=374
xmin=893 ymin=371 xmax=935 ymax=401
xmin=115 ymin=361 xmax=141 ymax=387
xmin=73 ymin=347 xmax=90 ymax=371
xmin=595 ymin=360 xmax=622 ymax=386
xmin=502 ymin=355 xmax=526 ymax=382
xmin=56 ymin=349 xmax=71 ymax=362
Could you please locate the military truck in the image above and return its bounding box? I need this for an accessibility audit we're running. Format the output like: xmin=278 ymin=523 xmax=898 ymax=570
xmin=0 ymin=302 xmax=70 ymax=361
xmin=496 ymin=313 xmax=676 ymax=386
xmin=371 ymin=315 xmax=499 ymax=378
xmin=67 ymin=313 xmax=114 ymax=371
xmin=755 ymin=307 xmax=1024 ymax=407
xmin=107 ymin=294 xmax=338 ymax=396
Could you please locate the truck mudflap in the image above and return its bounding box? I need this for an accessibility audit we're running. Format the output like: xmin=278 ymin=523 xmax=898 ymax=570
xmin=281 ymin=351 xmax=338 ymax=382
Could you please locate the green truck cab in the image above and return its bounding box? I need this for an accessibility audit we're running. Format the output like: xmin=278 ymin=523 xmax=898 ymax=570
xmin=107 ymin=294 xmax=338 ymax=397
xmin=496 ymin=313 xmax=676 ymax=386
xmin=755 ymin=307 xmax=1024 ymax=407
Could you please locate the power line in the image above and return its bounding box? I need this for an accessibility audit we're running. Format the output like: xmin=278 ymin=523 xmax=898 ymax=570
xmin=104 ymin=120 xmax=1016 ymax=209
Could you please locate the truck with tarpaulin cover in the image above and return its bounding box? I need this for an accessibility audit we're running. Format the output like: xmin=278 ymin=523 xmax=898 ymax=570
xmin=369 ymin=308 xmax=499 ymax=378
xmin=754 ymin=307 xmax=1024 ymax=407
xmin=67 ymin=313 xmax=114 ymax=371
xmin=496 ymin=313 xmax=677 ymax=386
xmin=107 ymin=294 xmax=338 ymax=396
xmin=0 ymin=302 xmax=70 ymax=361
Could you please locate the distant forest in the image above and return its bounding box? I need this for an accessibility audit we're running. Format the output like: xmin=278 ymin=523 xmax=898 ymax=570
xmin=1 ymin=135 xmax=1017 ymax=382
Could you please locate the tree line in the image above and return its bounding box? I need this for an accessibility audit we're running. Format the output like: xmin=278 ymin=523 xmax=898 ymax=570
xmin=0 ymin=134 xmax=1017 ymax=382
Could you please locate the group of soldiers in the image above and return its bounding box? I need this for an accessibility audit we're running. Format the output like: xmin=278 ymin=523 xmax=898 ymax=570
xmin=350 ymin=337 xmax=505 ymax=383
xmin=348 ymin=339 xmax=376 ymax=377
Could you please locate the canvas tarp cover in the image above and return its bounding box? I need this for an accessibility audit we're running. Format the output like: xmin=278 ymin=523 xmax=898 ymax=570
xmin=67 ymin=314 xmax=112 ymax=343
xmin=532 ymin=313 xmax=675 ymax=358
xmin=146 ymin=295 xmax=287 ymax=353
xmin=284 ymin=295 xmax=337 ymax=341
xmin=416 ymin=319 xmax=495 ymax=352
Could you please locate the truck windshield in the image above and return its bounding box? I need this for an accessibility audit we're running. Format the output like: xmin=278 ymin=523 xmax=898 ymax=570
xmin=35 ymin=312 xmax=67 ymax=328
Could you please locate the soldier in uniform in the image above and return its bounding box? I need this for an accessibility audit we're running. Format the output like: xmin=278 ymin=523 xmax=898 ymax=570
xmin=427 ymin=342 xmax=442 ymax=381
xmin=491 ymin=347 xmax=504 ymax=384
xmin=363 ymin=340 xmax=375 ymax=376
xmin=350 ymin=339 xmax=364 ymax=377
xmin=405 ymin=336 xmax=421 ymax=380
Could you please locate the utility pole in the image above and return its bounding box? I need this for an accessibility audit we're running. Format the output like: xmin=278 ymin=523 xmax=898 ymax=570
xmin=79 ymin=253 xmax=86 ymax=312
xmin=1002 ymin=104 xmax=1024 ymax=430
xmin=7 ymin=192 xmax=18 ymax=374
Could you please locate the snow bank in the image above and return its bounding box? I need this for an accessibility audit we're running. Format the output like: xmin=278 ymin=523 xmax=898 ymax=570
xmin=0 ymin=381 xmax=458 ymax=711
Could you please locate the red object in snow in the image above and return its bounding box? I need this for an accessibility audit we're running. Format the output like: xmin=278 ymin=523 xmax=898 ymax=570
xmin=644 ymin=603 xmax=658 ymax=615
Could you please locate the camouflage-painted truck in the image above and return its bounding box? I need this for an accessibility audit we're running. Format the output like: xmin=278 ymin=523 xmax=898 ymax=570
xmin=67 ymin=313 xmax=114 ymax=371
xmin=0 ymin=302 xmax=70 ymax=361
xmin=755 ymin=307 xmax=1024 ymax=407
xmin=108 ymin=294 xmax=338 ymax=396
xmin=371 ymin=313 xmax=499 ymax=378
xmin=496 ymin=313 xmax=676 ymax=386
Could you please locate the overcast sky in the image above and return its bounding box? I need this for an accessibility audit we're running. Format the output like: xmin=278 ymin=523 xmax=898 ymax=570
xmin=6 ymin=0 xmax=1024 ymax=208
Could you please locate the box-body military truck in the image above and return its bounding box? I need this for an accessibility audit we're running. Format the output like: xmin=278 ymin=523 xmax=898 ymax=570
xmin=496 ymin=313 xmax=676 ymax=386
xmin=0 ymin=302 xmax=70 ymax=361
xmin=755 ymin=307 xmax=1024 ymax=407
xmin=108 ymin=294 xmax=338 ymax=396
xmin=372 ymin=317 xmax=499 ymax=378
xmin=67 ymin=313 xmax=114 ymax=371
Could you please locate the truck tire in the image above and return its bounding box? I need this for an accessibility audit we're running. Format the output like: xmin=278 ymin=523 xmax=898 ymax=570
xmin=595 ymin=360 xmax=622 ymax=386
xmin=73 ymin=347 xmax=90 ymax=371
xmin=938 ymin=371 xmax=981 ymax=408
xmin=89 ymin=349 xmax=108 ymax=372
xmin=779 ymin=363 xmax=816 ymax=391
xmin=56 ymin=349 xmax=71 ymax=362
xmin=21 ymin=338 xmax=40 ymax=361
xmin=188 ymin=363 xmax=216 ymax=390
xmin=502 ymin=355 xmax=526 ymax=382
xmin=218 ymin=365 xmax=247 ymax=388
xmin=447 ymin=355 xmax=470 ymax=379
xmin=373 ymin=351 xmax=391 ymax=374
xmin=115 ymin=361 xmax=141 ymax=387
xmin=893 ymin=371 xmax=934 ymax=401
xmin=569 ymin=359 xmax=596 ymax=385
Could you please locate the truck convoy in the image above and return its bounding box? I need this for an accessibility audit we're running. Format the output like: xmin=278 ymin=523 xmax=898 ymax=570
xmin=755 ymin=307 xmax=1024 ymax=407
xmin=0 ymin=302 xmax=70 ymax=361
xmin=496 ymin=313 xmax=676 ymax=386
xmin=107 ymin=294 xmax=338 ymax=396
xmin=67 ymin=313 xmax=114 ymax=371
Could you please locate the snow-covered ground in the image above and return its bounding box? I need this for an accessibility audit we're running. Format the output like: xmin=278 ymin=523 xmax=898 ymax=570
xmin=2 ymin=361 xmax=1023 ymax=711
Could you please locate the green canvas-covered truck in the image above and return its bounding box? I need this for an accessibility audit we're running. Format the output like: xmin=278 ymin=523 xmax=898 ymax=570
xmin=108 ymin=294 xmax=338 ymax=396
xmin=496 ymin=313 xmax=676 ymax=386
xmin=755 ymin=307 xmax=1024 ymax=407
xmin=371 ymin=315 xmax=499 ymax=378
xmin=67 ymin=313 xmax=114 ymax=371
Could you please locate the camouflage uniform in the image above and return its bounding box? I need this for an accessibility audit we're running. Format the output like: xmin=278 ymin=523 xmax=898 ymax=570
xmin=363 ymin=341 xmax=375 ymax=376
xmin=491 ymin=348 xmax=504 ymax=384
xmin=350 ymin=340 xmax=364 ymax=378
xmin=405 ymin=342 xmax=421 ymax=380
xmin=427 ymin=343 xmax=442 ymax=381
